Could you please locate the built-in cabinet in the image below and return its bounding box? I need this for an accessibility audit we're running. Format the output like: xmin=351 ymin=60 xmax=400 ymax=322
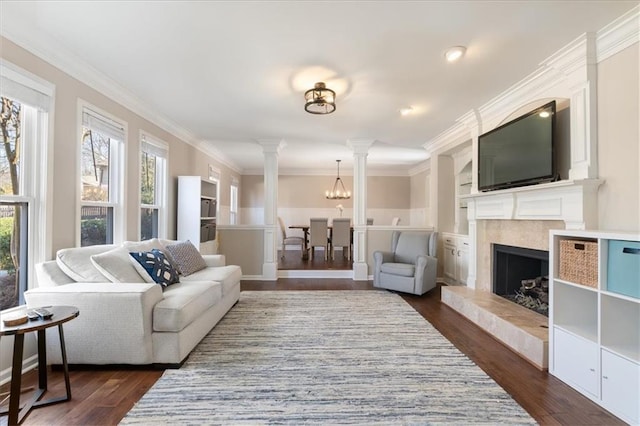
xmin=453 ymin=148 xmax=472 ymax=236
xmin=549 ymin=230 xmax=640 ymax=425
xmin=177 ymin=176 xmax=218 ymax=252
xmin=443 ymin=233 xmax=469 ymax=286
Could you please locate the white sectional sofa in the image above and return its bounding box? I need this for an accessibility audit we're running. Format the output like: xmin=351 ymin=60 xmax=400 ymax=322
xmin=24 ymin=239 xmax=241 ymax=367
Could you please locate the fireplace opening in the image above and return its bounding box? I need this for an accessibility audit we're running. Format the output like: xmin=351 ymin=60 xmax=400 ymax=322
xmin=492 ymin=244 xmax=549 ymax=316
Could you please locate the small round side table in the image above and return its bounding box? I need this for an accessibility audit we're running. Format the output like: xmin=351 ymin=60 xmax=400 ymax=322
xmin=0 ymin=305 xmax=79 ymax=425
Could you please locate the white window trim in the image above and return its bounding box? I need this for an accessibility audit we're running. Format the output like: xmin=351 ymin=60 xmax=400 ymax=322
xmin=77 ymin=99 xmax=127 ymax=246
xmin=0 ymin=60 xmax=55 ymax=296
xmin=230 ymin=178 xmax=239 ymax=225
xmin=139 ymin=130 xmax=168 ymax=239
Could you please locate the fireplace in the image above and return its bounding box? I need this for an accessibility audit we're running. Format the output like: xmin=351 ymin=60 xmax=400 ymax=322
xmin=492 ymin=244 xmax=549 ymax=316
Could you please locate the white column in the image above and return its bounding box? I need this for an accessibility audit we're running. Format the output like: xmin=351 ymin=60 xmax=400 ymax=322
xmin=347 ymin=139 xmax=375 ymax=280
xmin=257 ymin=139 xmax=285 ymax=280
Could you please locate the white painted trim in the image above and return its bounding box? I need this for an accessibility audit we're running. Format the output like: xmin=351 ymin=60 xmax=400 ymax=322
xmin=139 ymin=130 xmax=169 ymax=239
xmin=596 ymin=5 xmax=640 ymax=63
xmin=76 ymin=99 xmax=128 ymax=246
xmin=0 ymin=354 xmax=38 ymax=387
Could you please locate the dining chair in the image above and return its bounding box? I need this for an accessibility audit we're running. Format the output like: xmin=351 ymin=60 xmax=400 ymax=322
xmin=331 ymin=218 xmax=352 ymax=261
xmin=309 ymin=218 xmax=329 ymax=260
xmin=278 ymin=216 xmax=305 ymax=258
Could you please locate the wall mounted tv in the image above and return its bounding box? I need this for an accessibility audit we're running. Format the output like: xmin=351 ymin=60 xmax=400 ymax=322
xmin=478 ymin=100 xmax=556 ymax=192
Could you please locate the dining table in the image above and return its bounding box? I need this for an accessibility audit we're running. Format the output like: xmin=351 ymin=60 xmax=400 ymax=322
xmin=289 ymin=224 xmax=353 ymax=260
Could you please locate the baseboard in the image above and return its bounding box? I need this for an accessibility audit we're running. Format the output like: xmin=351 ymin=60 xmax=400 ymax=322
xmin=0 ymin=354 xmax=38 ymax=387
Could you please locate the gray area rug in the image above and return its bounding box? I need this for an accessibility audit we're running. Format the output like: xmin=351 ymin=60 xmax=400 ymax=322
xmin=122 ymin=291 xmax=535 ymax=425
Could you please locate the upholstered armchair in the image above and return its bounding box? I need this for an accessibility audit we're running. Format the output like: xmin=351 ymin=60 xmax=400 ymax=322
xmin=373 ymin=231 xmax=438 ymax=295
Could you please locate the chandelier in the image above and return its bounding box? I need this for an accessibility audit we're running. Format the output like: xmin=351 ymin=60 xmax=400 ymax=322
xmin=325 ymin=160 xmax=350 ymax=199
xmin=304 ymin=82 xmax=336 ymax=114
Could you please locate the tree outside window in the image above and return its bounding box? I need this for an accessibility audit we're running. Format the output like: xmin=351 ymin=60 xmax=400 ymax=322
xmin=0 ymin=96 xmax=24 ymax=310
xmin=140 ymin=151 xmax=158 ymax=240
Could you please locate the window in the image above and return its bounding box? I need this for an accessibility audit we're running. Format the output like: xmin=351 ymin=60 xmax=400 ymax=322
xmin=0 ymin=62 xmax=52 ymax=310
xmin=79 ymin=104 xmax=125 ymax=246
xmin=140 ymin=133 xmax=167 ymax=240
xmin=230 ymin=178 xmax=239 ymax=225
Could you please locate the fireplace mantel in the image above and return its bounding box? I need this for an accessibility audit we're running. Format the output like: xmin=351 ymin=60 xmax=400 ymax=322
xmin=462 ymin=178 xmax=602 ymax=230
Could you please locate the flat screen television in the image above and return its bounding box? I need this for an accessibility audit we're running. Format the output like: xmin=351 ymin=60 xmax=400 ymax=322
xmin=478 ymin=100 xmax=556 ymax=192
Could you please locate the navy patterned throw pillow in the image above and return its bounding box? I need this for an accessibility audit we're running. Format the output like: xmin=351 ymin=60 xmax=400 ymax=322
xmin=129 ymin=249 xmax=180 ymax=287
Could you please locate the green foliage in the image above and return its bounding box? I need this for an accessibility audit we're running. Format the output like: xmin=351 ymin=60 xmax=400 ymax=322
xmin=81 ymin=218 xmax=107 ymax=246
xmin=0 ymin=217 xmax=15 ymax=272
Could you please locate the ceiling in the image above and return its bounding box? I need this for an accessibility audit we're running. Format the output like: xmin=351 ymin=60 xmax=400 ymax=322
xmin=1 ymin=1 xmax=637 ymax=174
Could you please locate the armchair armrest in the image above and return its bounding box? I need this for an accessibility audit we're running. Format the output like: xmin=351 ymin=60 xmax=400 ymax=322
xmin=414 ymin=254 xmax=438 ymax=294
xmin=202 ymin=254 xmax=226 ymax=267
xmin=373 ymin=250 xmax=395 ymax=283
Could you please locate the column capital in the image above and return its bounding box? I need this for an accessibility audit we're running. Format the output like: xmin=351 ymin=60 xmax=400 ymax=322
xmin=347 ymin=138 xmax=376 ymax=155
xmin=257 ymin=139 xmax=287 ymax=154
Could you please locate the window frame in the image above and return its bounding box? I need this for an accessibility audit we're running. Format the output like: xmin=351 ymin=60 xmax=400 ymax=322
xmin=77 ymin=100 xmax=126 ymax=247
xmin=230 ymin=177 xmax=239 ymax=225
xmin=0 ymin=60 xmax=54 ymax=309
xmin=139 ymin=130 xmax=168 ymax=240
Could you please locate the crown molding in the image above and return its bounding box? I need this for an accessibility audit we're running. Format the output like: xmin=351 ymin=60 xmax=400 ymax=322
xmin=1 ymin=18 xmax=242 ymax=173
xmin=408 ymin=160 xmax=430 ymax=176
xmin=428 ymin=6 xmax=637 ymax=154
xmin=423 ymin=121 xmax=470 ymax=154
xmin=596 ymin=5 xmax=639 ymax=63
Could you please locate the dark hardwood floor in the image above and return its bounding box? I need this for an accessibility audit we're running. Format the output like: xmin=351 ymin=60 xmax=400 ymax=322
xmin=278 ymin=248 xmax=353 ymax=270
xmin=1 ymin=278 xmax=623 ymax=425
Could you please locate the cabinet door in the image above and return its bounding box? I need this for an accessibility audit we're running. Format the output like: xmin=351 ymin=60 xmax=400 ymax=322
xmin=601 ymin=350 xmax=640 ymax=424
xmin=553 ymin=327 xmax=599 ymax=397
xmin=443 ymin=243 xmax=457 ymax=281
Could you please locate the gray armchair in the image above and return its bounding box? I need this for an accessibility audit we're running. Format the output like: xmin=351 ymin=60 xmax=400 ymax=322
xmin=373 ymin=231 xmax=438 ymax=295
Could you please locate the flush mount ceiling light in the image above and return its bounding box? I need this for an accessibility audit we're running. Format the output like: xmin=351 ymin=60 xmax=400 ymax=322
xmin=304 ymin=82 xmax=336 ymax=114
xmin=325 ymin=160 xmax=350 ymax=199
xmin=445 ymin=46 xmax=466 ymax=62
xmin=400 ymin=106 xmax=414 ymax=116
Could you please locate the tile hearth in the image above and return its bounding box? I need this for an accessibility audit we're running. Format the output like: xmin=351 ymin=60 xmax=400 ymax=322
xmin=441 ymin=286 xmax=548 ymax=370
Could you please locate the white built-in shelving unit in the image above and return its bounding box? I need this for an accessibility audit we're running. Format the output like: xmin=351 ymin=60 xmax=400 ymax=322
xmin=177 ymin=176 xmax=218 ymax=252
xmin=549 ymin=229 xmax=639 ymax=425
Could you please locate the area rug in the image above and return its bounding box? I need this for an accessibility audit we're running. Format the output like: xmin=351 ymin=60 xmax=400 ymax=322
xmin=121 ymin=291 xmax=535 ymax=425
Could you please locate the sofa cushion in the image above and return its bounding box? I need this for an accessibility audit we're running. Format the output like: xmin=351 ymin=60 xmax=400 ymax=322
xmin=130 ymin=249 xmax=180 ymax=287
xmin=153 ymin=281 xmax=222 ymax=332
xmin=90 ymin=240 xmax=164 ymax=283
xmin=180 ymin=265 xmax=242 ymax=295
xmin=380 ymin=262 xmax=415 ymax=277
xmin=165 ymin=240 xmax=207 ymax=276
xmin=56 ymin=245 xmax=115 ymax=283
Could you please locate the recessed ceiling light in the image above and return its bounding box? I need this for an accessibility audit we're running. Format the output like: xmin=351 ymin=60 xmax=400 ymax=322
xmin=445 ymin=46 xmax=466 ymax=62
xmin=400 ymin=107 xmax=413 ymax=116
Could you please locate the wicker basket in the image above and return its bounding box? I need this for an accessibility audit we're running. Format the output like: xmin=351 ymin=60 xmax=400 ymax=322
xmin=559 ymin=239 xmax=598 ymax=288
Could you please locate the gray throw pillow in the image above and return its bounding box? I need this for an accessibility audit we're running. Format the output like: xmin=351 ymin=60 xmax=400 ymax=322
xmin=165 ymin=240 xmax=207 ymax=276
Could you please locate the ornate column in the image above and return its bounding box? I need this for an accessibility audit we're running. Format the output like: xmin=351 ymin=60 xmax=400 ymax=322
xmin=347 ymin=139 xmax=375 ymax=280
xmin=257 ymin=139 xmax=285 ymax=280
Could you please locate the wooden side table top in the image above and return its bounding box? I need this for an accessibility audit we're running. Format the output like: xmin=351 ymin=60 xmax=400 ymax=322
xmin=0 ymin=306 xmax=79 ymax=336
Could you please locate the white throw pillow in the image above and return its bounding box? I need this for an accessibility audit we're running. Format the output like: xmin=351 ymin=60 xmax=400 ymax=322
xmin=56 ymin=245 xmax=115 ymax=282
xmin=91 ymin=240 xmax=163 ymax=283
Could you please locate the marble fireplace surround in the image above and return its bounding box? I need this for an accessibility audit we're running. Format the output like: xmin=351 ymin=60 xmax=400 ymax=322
xmin=441 ymin=179 xmax=602 ymax=369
